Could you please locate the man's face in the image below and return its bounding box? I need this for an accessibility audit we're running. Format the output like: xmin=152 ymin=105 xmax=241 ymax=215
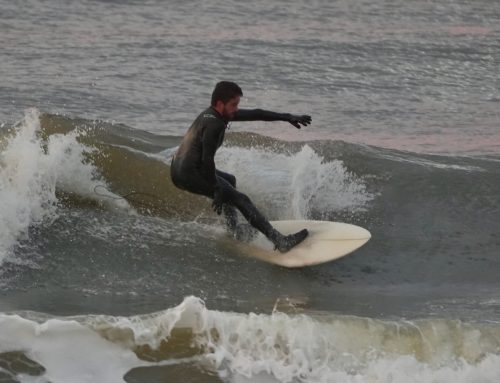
xmin=221 ymin=96 xmax=240 ymax=119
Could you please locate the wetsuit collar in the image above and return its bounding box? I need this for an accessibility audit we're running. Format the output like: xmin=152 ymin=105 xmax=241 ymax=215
xmin=209 ymin=106 xmax=230 ymax=124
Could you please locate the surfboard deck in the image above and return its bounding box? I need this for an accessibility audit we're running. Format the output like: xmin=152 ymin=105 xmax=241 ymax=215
xmin=234 ymin=220 xmax=371 ymax=268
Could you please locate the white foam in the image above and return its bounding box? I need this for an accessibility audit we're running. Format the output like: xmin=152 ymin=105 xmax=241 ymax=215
xmin=82 ymin=296 xmax=205 ymax=349
xmin=217 ymin=145 xmax=373 ymax=220
xmin=0 ymin=110 xmax=58 ymax=263
xmin=1 ymin=297 xmax=499 ymax=383
xmin=0 ymin=314 xmax=146 ymax=383
xmin=192 ymin=307 xmax=500 ymax=383
xmin=0 ymin=109 xmax=130 ymax=264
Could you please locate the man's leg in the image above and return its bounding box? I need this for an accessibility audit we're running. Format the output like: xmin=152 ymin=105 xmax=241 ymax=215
xmin=172 ymin=167 xmax=307 ymax=252
xmin=215 ymin=170 xmax=239 ymax=233
xmin=172 ymin=166 xmax=239 ymax=232
xmin=217 ymin=177 xmax=308 ymax=252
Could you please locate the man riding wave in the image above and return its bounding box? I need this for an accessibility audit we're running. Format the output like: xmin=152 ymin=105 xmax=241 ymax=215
xmin=170 ymin=81 xmax=311 ymax=252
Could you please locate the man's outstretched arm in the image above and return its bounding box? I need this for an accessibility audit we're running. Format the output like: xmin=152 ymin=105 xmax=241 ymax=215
xmin=232 ymin=109 xmax=311 ymax=129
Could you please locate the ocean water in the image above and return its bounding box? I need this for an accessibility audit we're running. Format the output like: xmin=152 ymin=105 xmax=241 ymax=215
xmin=1 ymin=1 xmax=500 ymax=382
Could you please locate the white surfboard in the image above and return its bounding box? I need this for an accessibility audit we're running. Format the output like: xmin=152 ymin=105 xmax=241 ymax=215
xmin=235 ymin=220 xmax=371 ymax=268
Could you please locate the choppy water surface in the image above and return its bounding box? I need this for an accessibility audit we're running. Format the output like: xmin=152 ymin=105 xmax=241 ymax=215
xmin=1 ymin=1 xmax=500 ymax=382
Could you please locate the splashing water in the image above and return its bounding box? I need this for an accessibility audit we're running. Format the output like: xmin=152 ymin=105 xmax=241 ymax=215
xmin=0 ymin=109 xmax=129 ymax=264
xmin=3 ymin=297 xmax=499 ymax=383
xmin=217 ymin=145 xmax=373 ymax=220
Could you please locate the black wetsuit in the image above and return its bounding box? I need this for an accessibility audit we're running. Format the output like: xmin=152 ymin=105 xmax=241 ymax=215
xmin=171 ymin=107 xmax=290 ymax=197
xmin=171 ymin=106 xmax=307 ymax=250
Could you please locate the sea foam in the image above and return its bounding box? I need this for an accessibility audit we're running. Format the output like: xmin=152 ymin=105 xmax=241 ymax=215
xmin=0 ymin=109 xmax=129 ymax=264
xmin=2 ymin=297 xmax=500 ymax=382
xmin=217 ymin=145 xmax=373 ymax=220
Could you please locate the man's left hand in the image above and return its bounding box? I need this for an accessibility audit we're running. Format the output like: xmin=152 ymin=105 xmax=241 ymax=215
xmin=287 ymin=114 xmax=312 ymax=129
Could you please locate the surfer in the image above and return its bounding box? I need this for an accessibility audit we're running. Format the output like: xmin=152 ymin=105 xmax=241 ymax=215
xmin=170 ymin=81 xmax=311 ymax=252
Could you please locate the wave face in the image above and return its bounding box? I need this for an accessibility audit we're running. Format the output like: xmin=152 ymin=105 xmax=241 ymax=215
xmin=4 ymin=113 xmax=498 ymax=274
xmin=1 ymin=112 xmax=499 ymax=296
xmin=1 ymin=297 xmax=500 ymax=383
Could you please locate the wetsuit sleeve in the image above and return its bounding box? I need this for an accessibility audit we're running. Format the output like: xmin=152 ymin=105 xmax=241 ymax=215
xmin=200 ymin=122 xmax=223 ymax=187
xmin=232 ymin=109 xmax=290 ymax=122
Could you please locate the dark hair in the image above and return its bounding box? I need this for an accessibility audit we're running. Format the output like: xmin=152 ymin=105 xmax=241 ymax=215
xmin=211 ymin=81 xmax=243 ymax=106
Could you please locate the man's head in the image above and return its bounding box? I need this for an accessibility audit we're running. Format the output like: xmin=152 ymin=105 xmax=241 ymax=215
xmin=211 ymin=81 xmax=242 ymax=120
